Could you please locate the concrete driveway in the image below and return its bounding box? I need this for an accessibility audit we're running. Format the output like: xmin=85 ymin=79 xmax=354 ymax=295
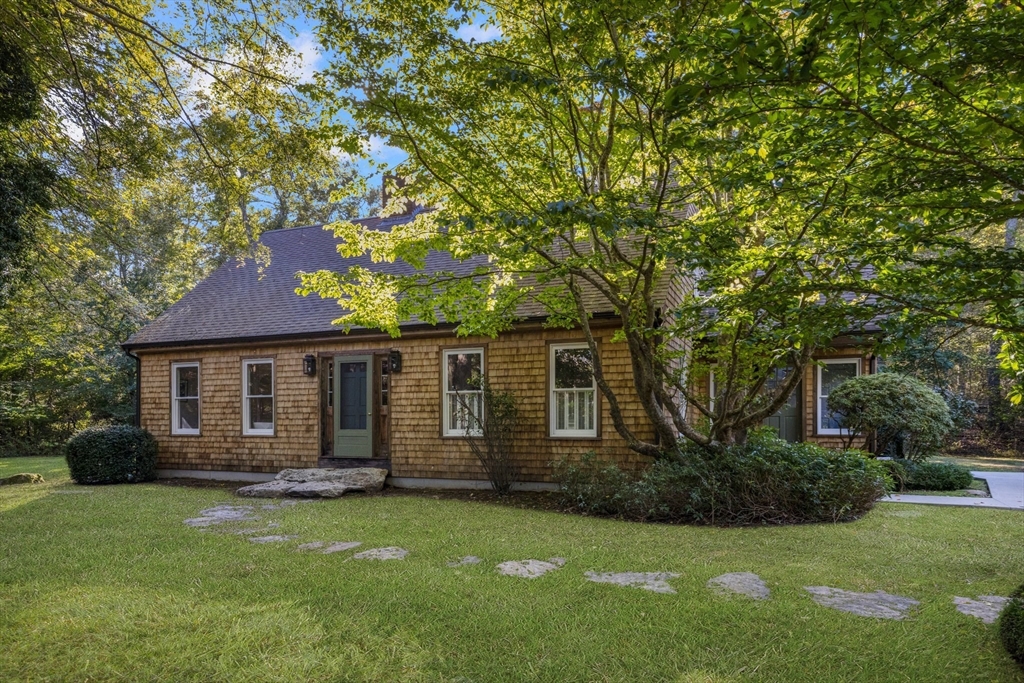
xmin=883 ymin=471 xmax=1024 ymax=510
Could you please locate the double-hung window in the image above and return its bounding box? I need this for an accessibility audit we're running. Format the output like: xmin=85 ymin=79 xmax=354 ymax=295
xmin=443 ymin=348 xmax=484 ymax=436
xmin=550 ymin=343 xmax=597 ymax=437
xmin=171 ymin=362 xmax=200 ymax=435
xmin=243 ymin=359 xmax=275 ymax=436
xmin=817 ymin=359 xmax=860 ymax=434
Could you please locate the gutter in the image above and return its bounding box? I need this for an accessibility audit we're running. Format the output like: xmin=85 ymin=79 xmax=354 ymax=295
xmin=120 ymin=311 xmax=622 ymax=353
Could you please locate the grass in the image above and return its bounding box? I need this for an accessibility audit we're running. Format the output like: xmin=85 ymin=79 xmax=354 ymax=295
xmin=935 ymin=454 xmax=1024 ymax=473
xmin=2 ymin=457 xmax=1023 ymax=682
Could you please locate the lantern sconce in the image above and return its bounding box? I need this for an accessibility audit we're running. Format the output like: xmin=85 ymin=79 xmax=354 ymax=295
xmin=302 ymin=354 xmax=317 ymax=376
xmin=389 ymin=350 xmax=402 ymax=373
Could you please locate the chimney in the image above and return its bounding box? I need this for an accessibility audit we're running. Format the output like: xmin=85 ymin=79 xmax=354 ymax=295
xmin=381 ymin=174 xmax=416 ymax=216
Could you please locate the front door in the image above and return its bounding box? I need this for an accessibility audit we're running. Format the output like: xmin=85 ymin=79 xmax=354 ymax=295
xmin=334 ymin=356 xmax=373 ymax=458
xmin=763 ymin=367 xmax=801 ymax=442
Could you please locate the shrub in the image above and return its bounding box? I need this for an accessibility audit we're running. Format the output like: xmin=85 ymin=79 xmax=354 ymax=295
xmin=828 ymin=373 xmax=953 ymax=461
xmin=881 ymin=459 xmax=974 ymax=492
xmin=65 ymin=425 xmax=157 ymax=485
xmin=554 ymin=430 xmax=889 ymax=525
xmin=457 ymin=379 xmax=520 ymax=495
xmin=1001 ymin=583 xmax=1024 ymax=670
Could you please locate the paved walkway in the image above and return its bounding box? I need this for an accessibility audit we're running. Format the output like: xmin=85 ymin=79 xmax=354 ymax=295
xmin=883 ymin=471 xmax=1024 ymax=510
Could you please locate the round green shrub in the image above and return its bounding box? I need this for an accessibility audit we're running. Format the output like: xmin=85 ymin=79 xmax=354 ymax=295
xmin=827 ymin=373 xmax=953 ymax=461
xmin=1001 ymin=583 xmax=1024 ymax=669
xmin=65 ymin=425 xmax=157 ymax=485
xmin=554 ymin=430 xmax=890 ymax=525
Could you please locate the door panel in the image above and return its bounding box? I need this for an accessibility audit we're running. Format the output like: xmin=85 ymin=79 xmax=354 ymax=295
xmin=334 ymin=356 xmax=373 ymax=458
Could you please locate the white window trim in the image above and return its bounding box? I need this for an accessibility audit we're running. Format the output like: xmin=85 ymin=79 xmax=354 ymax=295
xmin=816 ymin=358 xmax=860 ymax=435
xmin=443 ymin=348 xmax=484 ymax=437
xmin=242 ymin=358 xmax=275 ymax=436
xmin=170 ymin=362 xmax=200 ymax=436
xmin=549 ymin=342 xmax=598 ymax=438
xmin=708 ymin=367 xmax=717 ymax=413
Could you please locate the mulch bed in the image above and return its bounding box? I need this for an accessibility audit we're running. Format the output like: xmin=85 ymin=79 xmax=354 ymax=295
xmin=155 ymin=476 xmax=565 ymax=512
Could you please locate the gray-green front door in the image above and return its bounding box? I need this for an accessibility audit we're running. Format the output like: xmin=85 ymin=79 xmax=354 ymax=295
xmin=334 ymin=356 xmax=373 ymax=458
xmin=763 ymin=367 xmax=801 ymax=442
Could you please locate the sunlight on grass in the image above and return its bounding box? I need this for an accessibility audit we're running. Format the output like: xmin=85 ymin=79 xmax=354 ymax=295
xmin=935 ymin=455 xmax=1024 ymax=473
xmin=1 ymin=458 xmax=1022 ymax=681
xmin=0 ymin=456 xmax=71 ymax=514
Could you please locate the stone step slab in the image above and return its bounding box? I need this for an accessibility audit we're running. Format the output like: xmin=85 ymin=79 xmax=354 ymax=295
xmin=236 ymin=468 xmax=388 ymax=498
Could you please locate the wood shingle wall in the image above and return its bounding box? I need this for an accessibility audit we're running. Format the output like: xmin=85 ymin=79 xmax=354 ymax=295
xmin=138 ymin=326 xmax=655 ymax=481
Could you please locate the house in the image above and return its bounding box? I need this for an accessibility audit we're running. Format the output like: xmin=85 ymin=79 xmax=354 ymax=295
xmin=122 ymin=212 xmax=876 ymax=487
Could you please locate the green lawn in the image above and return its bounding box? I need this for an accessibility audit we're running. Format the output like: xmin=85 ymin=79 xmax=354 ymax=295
xmin=936 ymin=454 xmax=1024 ymax=473
xmin=1 ymin=457 xmax=1022 ymax=682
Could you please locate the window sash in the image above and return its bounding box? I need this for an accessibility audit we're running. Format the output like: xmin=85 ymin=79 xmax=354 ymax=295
xmin=550 ymin=344 xmax=597 ymax=437
xmin=817 ymin=359 xmax=860 ymax=435
xmin=443 ymin=349 xmax=483 ymax=436
xmin=243 ymin=359 xmax=275 ymax=435
xmin=171 ymin=363 xmax=200 ymax=435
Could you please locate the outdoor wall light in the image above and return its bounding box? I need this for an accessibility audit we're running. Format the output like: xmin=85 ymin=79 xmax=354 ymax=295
xmin=302 ymin=354 xmax=317 ymax=376
xmin=389 ymin=350 xmax=402 ymax=373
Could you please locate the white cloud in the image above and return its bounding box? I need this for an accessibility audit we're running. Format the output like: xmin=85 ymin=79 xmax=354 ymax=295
xmin=289 ymin=32 xmax=323 ymax=83
xmin=361 ymin=135 xmax=407 ymax=168
xmin=456 ymin=23 xmax=502 ymax=43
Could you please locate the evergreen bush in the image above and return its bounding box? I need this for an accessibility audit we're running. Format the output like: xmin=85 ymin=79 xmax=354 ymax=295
xmin=554 ymin=430 xmax=889 ymax=525
xmin=1001 ymin=583 xmax=1024 ymax=670
xmin=65 ymin=425 xmax=157 ymax=485
xmin=828 ymin=373 xmax=953 ymax=461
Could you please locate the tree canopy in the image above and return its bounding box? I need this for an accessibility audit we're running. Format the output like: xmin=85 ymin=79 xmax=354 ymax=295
xmin=301 ymin=0 xmax=1024 ymax=454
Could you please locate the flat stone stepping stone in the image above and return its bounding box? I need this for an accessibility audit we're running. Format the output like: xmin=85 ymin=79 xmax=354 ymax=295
xmin=448 ymin=556 xmax=483 ymax=567
xmin=805 ymin=587 xmax=920 ymax=620
xmin=585 ymin=571 xmax=680 ymax=594
xmin=184 ymin=505 xmax=258 ymax=527
xmin=707 ymin=572 xmax=770 ymax=600
xmin=954 ymin=596 xmax=1011 ymax=624
xmin=235 ymin=480 xmax=299 ymax=498
xmin=52 ymin=490 xmax=93 ymax=494
xmin=237 ymin=468 xmax=388 ymax=499
xmin=248 ymin=535 xmax=298 ymax=544
xmin=323 ymin=542 xmax=363 ymax=554
xmin=353 ymin=546 xmax=407 ymax=560
xmin=296 ymin=542 xmax=325 ymax=551
xmin=497 ymin=558 xmax=565 ymax=579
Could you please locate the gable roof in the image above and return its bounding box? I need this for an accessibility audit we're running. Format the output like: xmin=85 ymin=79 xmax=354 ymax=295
xmin=124 ymin=212 xmax=676 ymax=350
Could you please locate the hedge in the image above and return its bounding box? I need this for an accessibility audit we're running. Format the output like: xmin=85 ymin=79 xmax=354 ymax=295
xmin=554 ymin=430 xmax=889 ymax=526
xmin=65 ymin=425 xmax=157 ymax=485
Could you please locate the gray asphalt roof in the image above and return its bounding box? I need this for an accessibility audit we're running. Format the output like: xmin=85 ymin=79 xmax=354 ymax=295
xmin=123 ymin=212 xmax=650 ymax=349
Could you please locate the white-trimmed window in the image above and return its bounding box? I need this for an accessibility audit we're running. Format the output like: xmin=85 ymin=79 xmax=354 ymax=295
xmin=243 ymin=359 xmax=275 ymax=436
xmin=443 ymin=348 xmax=484 ymax=436
xmin=550 ymin=343 xmax=597 ymax=437
xmin=817 ymin=358 xmax=860 ymax=434
xmin=171 ymin=362 xmax=200 ymax=435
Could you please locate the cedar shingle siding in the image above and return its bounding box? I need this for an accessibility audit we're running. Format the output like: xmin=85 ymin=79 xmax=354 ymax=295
xmin=138 ymin=326 xmax=654 ymax=480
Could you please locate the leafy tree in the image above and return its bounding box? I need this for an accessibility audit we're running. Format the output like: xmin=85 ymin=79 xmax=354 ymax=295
xmin=300 ymin=0 xmax=1024 ymax=456
xmin=0 ymin=0 xmax=369 ymax=451
xmin=0 ymin=37 xmax=55 ymax=306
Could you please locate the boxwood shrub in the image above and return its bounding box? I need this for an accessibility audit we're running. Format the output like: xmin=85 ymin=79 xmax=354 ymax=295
xmin=65 ymin=425 xmax=158 ymax=485
xmin=882 ymin=459 xmax=974 ymax=492
xmin=1002 ymin=583 xmax=1024 ymax=670
xmin=554 ymin=430 xmax=890 ymax=526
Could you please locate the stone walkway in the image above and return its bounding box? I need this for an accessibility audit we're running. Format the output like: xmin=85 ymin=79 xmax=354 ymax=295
xmin=883 ymin=471 xmax=1024 ymax=510
xmin=180 ymin=502 xmax=1015 ymax=624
